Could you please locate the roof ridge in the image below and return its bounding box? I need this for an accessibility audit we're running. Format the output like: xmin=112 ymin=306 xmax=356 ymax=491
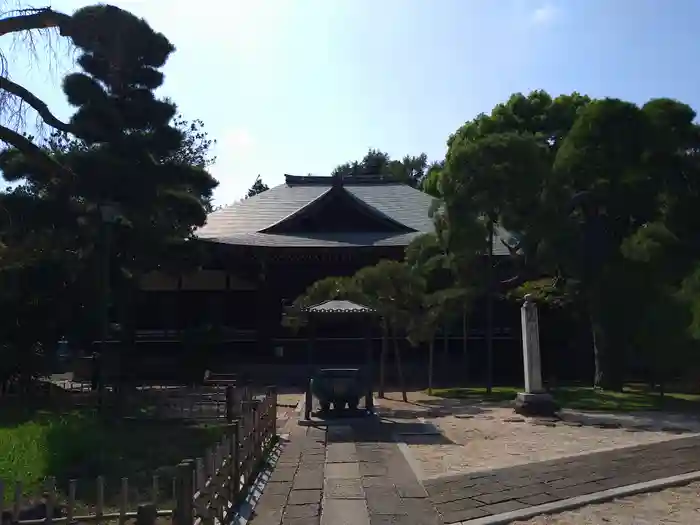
xmin=285 ymin=174 xmax=404 ymax=186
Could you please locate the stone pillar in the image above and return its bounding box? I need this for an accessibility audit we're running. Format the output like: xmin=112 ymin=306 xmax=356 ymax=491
xmin=514 ymin=294 xmax=558 ymax=416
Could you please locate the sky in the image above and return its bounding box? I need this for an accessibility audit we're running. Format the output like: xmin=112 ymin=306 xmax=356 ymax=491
xmin=3 ymin=0 xmax=700 ymax=205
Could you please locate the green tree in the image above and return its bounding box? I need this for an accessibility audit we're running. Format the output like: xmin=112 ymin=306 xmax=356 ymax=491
xmin=421 ymin=161 xmax=445 ymax=197
xmin=406 ymin=292 xmax=441 ymax=395
xmin=246 ymin=175 xmax=269 ymax=198
xmin=352 ymin=260 xmax=425 ymax=401
xmin=551 ymin=98 xmax=662 ymax=389
xmin=289 ymin=263 xmax=428 ymax=401
xmin=282 ymin=276 xmax=356 ymax=332
xmin=441 ymin=131 xmax=549 ymax=392
xmin=332 ymin=149 xmax=430 ymax=188
xmin=449 ymin=90 xmax=590 ymax=157
xmin=0 ymin=5 xmax=189 ymax=176
xmin=406 ymin=233 xmax=476 ymax=380
xmin=439 ymin=90 xmax=700 ymax=391
xmin=0 ymin=5 xmax=217 ymax=374
xmin=167 ymin=115 xmax=218 ymax=172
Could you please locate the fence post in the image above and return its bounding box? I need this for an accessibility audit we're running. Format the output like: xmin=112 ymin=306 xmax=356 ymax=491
xmin=238 ymin=386 xmax=250 ymax=417
xmin=270 ymin=386 xmax=277 ymax=438
xmin=135 ymin=504 xmax=157 ymax=525
xmin=225 ymin=385 xmax=235 ymax=422
xmin=229 ymin=420 xmax=240 ymax=503
xmin=252 ymin=401 xmax=260 ymax=465
xmin=174 ymin=460 xmax=194 ymax=525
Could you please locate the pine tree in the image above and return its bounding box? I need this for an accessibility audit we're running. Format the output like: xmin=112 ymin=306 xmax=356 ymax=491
xmin=0 ymin=5 xmax=217 ymax=359
xmin=246 ymin=175 xmax=269 ymax=198
xmin=1 ymin=5 xmax=217 ymax=267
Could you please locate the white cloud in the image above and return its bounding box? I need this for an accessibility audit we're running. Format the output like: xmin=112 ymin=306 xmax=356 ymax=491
xmin=531 ymin=4 xmax=558 ymax=25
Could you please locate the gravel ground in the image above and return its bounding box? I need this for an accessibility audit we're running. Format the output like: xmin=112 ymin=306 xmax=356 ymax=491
xmin=377 ymin=392 xmax=698 ymax=479
xmin=512 ymin=482 xmax=700 ymax=524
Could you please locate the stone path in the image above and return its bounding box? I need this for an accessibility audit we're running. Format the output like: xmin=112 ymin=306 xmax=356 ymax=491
xmin=424 ymin=435 xmax=700 ymax=524
xmin=252 ymin=424 xmax=326 ymax=524
xmin=250 ymin=419 xmax=443 ymax=525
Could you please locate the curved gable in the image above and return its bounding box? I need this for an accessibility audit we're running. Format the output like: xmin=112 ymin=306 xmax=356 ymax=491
xmin=261 ymin=186 xmax=415 ymax=235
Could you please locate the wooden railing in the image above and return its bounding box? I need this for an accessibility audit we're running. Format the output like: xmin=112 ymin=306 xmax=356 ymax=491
xmin=15 ymin=381 xmax=251 ymax=422
xmin=0 ymin=387 xmax=278 ymax=525
xmin=0 ymin=475 xmax=176 ymax=525
xmin=176 ymin=386 xmax=277 ymax=525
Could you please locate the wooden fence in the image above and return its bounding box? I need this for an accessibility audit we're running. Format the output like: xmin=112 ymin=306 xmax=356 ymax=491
xmin=0 ymin=386 xmax=278 ymax=525
xmin=5 ymin=380 xmax=259 ymax=423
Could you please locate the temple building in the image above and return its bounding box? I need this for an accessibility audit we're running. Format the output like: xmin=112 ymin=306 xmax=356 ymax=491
xmin=132 ymin=174 xmax=522 ymax=382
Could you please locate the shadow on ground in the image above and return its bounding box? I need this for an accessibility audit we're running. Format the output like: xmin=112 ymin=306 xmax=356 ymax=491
xmin=302 ymin=414 xmax=457 ymax=446
xmin=431 ymin=385 xmax=700 ymax=413
xmin=376 ymin=393 xmax=507 ymax=419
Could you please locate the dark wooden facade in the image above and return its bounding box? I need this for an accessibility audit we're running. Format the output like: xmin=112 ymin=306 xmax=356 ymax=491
xmin=126 ymin=175 xmax=532 ymax=384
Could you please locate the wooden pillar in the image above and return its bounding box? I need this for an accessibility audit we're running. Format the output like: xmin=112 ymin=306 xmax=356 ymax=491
xmin=305 ymin=318 xmax=315 ymax=420
xmin=256 ymin=256 xmax=271 ymax=355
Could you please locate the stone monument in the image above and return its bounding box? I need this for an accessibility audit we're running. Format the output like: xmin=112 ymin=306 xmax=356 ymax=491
xmin=514 ymin=294 xmax=558 ymax=416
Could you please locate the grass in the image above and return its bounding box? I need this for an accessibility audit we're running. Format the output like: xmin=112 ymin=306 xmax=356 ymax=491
xmin=0 ymin=406 xmax=224 ymax=506
xmin=429 ymin=384 xmax=700 ymax=412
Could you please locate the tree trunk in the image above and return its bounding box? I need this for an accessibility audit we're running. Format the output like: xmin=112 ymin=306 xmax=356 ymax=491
xmin=392 ymin=327 xmax=408 ymax=402
xmin=486 ymin=220 xmax=495 ymax=394
xmin=442 ymin=321 xmax=449 ymax=380
xmin=378 ymin=319 xmax=388 ymax=398
xmin=462 ymin=307 xmax=469 ymax=383
xmin=428 ymin=339 xmax=435 ymax=395
xmin=590 ymin=311 xmax=624 ymax=391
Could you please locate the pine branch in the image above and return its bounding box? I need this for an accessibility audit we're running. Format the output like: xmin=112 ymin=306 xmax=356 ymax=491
xmin=0 ymin=124 xmax=72 ymax=177
xmin=0 ymin=8 xmax=72 ymax=38
xmin=0 ymin=76 xmax=73 ymax=133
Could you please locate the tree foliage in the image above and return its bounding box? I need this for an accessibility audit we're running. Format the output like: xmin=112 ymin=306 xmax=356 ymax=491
xmin=440 ymin=90 xmax=700 ymax=390
xmin=0 ymin=4 xmax=218 ymax=383
xmin=246 ymin=175 xmax=269 ymax=198
xmin=332 ymin=149 xmax=430 ymax=188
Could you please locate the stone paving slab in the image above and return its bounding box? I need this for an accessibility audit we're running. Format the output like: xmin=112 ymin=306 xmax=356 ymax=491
xmin=322 ymin=499 xmax=371 ymax=525
xmin=250 ymin=417 xmax=443 ymax=525
xmin=326 ymin=461 xmax=361 ymax=479
xmin=351 ymin=420 xmax=445 ymax=525
xmin=424 ymin=435 xmax=700 ymax=524
xmin=327 ymin=442 xmax=359 ymax=463
xmin=325 ymin=478 xmax=365 ymax=499
xmin=250 ymin=425 xmax=326 ymax=525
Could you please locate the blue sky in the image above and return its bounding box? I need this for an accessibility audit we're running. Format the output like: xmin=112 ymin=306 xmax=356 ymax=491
xmin=3 ymin=0 xmax=700 ymax=205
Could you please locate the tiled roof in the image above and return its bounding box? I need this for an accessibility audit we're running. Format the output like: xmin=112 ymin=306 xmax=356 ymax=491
xmin=196 ymin=183 xmax=330 ymax=239
xmin=202 ymin=231 xmax=423 ymax=248
xmin=305 ymin=299 xmax=374 ymax=314
xmin=344 ymin=183 xmax=435 ymax=233
xmin=196 ymin=175 xmax=511 ymax=254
